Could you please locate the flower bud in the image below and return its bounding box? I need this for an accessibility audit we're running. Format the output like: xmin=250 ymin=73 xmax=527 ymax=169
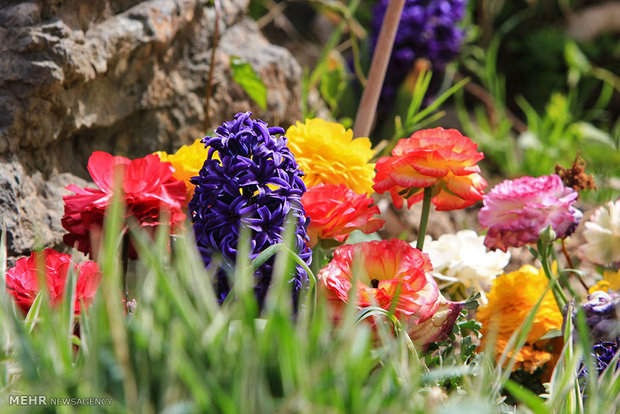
xmin=538 ymin=225 xmax=557 ymax=246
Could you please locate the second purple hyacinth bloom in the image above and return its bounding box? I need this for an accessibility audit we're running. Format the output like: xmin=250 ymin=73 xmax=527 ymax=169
xmin=370 ymin=0 xmax=468 ymax=103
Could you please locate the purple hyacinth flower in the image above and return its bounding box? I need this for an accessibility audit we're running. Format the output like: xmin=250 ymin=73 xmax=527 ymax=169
xmin=189 ymin=112 xmax=312 ymax=308
xmin=370 ymin=0 xmax=468 ymax=104
xmin=592 ymin=340 xmax=620 ymax=373
xmin=577 ymin=339 xmax=620 ymax=380
xmin=576 ymin=291 xmax=620 ymax=381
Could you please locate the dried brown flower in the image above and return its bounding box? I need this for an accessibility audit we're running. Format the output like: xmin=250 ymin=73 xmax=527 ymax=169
xmin=555 ymin=155 xmax=597 ymax=197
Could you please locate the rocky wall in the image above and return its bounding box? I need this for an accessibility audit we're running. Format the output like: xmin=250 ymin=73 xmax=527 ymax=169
xmin=0 ymin=0 xmax=303 ymax=257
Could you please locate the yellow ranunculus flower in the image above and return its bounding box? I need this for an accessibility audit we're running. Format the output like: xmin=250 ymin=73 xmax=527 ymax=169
xmin=588 ymin=269 xmax=620 ymax=294
xmin=285 ymin=118 xmax=375 ymax=194
xmin=477 ymin=264 xmax=563 ymax=373
xmin=155 ymin=138 xmax=212 ymax=202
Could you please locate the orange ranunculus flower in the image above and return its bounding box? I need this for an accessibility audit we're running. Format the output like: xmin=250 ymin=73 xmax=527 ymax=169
xmin=301 ymin=184 xmax=385 ymax=247
xmin=318 ymin=239 xmax=463 ymax=349
xmin=477 ymin=264 xmax=564 ymax=373
xmin=373 ymin=128 xmax=487 ymax=211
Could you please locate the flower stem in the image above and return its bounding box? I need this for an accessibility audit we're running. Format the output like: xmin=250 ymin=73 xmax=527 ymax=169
xmin=538 ymin=244 xmax=568 ymax=310
xmin=560 ymin=239 xmax=574 ymax=269
xmin=560 ymin=239 xmax=588 ymax=291
xmin=121 ymin=233 xmax=130 ymax=299
xmin=312 ymin=246 xmax=325 ymax=278
xmin=416 ymin=187 xmax=432 ymax=251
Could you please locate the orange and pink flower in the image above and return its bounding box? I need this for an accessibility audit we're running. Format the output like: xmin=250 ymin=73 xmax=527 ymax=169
xmin=373 ymin=128 xmax=487 ymax=211
xmin=62 ymin=152 xmax=186 ymax=257
xmin=301 ymin=184 xmax=385 ymax=247
xmin=5 ymin=249 xmax=101 ymax=315
xmin=318 ymin=239 xmax=463 ymax=348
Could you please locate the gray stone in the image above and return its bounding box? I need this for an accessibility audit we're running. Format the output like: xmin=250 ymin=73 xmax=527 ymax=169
xmin=0 ymin=158 xmax=88 ymax=256
xmin=0 ymin=0 xmax=303 ymax=257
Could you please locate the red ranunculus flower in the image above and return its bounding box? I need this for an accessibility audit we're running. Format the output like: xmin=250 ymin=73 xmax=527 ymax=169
xmin=373 ymin=128 xmax=487 ymax=211
xmin=62 ymin=152 xmax=186 ymax=257
xmin=301 ymin=184 xmax=385 ymax=247
xmin=5 ymin=249 xmax=101 ymax=315
xmin=318 ymin=239 xmax=463 ymax=348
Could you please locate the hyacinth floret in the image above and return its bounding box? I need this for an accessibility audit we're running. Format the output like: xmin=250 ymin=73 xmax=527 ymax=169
xmin=592 ymin=340 xmax=620 ymax=373
xmin=371 ymin=0 xmax=467 ymax=103
xmin=189 ymin=112 xmax=311 ymax=306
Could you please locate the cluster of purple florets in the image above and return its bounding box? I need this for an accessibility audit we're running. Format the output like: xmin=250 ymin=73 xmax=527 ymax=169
xmin=370 ymin=0 xmax=467 ymax=102
xmin=591 ymin=340 xmax=620 ymax=373
xmin=189 ymin=112 xmax=312 ymax=307
xmin=577 ymin=291 xmax=620 ymax=378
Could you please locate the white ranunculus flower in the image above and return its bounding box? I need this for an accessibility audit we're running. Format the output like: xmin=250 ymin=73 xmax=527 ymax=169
xmin=581 ymin=200 xmax=620 ymax=266
xmin=414 ymin=230 xmax=511 ymax=303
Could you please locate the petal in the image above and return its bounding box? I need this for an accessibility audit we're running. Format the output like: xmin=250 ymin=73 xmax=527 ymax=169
xmin=87 ymin=151 xmax=130 ymax=193
xmin=445 ymin=173 xmax=486 ymax=201
xmin=407 ymin=297 xmax=465 ymax=349
xmin=389 ymin=158 xmax=438 ymax=188
xmin=432 ymin=189 xmax=475 ymax=211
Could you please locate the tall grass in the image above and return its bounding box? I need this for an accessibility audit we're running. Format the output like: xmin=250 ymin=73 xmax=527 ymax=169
xmin=0 ymin=198 xmax=619 ymax=413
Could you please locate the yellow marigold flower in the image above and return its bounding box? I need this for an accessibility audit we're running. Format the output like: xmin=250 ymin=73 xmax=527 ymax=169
xmin=155 ymin=138 xmax=211 ymax=202
xmin=285 ymin=118 xmax=375 ymax=194
xmin=477 ymin=264 xmax=563 ymax=373
xmin=588 ymin=270 xmax=620 ymax=294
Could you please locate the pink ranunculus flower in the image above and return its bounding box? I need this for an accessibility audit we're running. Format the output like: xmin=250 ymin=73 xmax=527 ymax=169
xmin=318 ymin=239 xmax=463 ymax=349
xmin=478 ymin=174 xmax=582 ymax=251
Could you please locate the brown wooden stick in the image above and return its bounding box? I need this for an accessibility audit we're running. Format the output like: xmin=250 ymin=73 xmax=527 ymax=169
xmin=353 ymin=0 xmax=405 ymax=139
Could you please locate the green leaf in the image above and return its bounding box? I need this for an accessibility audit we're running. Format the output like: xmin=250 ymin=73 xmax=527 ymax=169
xmin=539 ymin=329 xmax=562 ymax=340
xmin=564 ymin=42 xmax=591 ymax=74
xmin=320 ymin=63 xmax=347 ymax=110
xmin=250 ymin=243 xmax=282 ymax=272
xmin=408 ymin=76 xmax=469 ymax=128
xmin=230 ymin=56 xmax=267 ymax=110
xmin=527 ymin=246 xmax=541 ymax=260
xmin=570 ymin=122 xmax=616 ymax=147
xmin=503 ymin=379 xmax=548 ymax=414
xmin=458 ymin=319 xmax=482 ymax=333
xmin=463 ymin=292 xmax=481 ymax=310
xmin=24 ymin=292 xmax=43 ymax=333
xmin=355 ymin=307 xmax=404 ymax=334
xmin=344 ymin=230 xmax=382 ymax=245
